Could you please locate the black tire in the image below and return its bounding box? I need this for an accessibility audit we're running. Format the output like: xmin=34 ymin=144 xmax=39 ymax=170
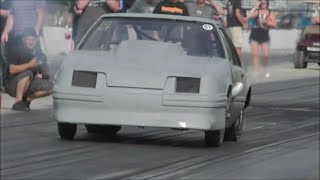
xmin=224 ymin=110 xmax=244 ymax=141
xmin=85 ymin=124 xmax=121 ymax=137
xmin=294 ymin=51 xmax=307 ymax=69
xmin=205 ymin=129 xmax=224 ymax=147
xmin=58 ymin=122 xmax=77 ymax=140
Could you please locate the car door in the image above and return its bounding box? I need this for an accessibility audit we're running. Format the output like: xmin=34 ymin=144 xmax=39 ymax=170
xmin=217 ymin=27 xmax=246 ymax=125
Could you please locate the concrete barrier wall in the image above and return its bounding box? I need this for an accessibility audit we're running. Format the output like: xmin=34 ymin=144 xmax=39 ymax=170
xmin=43 ymin=27 xmax=300 ymax=55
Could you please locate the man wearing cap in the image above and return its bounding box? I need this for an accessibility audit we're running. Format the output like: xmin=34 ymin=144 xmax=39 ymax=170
xmin=4 ymin=28 xmax=53 ymax=111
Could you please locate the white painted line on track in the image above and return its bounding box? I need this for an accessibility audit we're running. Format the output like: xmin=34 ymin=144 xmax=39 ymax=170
xmin=244 ymin=126 xmax=264 ymax=132
xmin=268 ymin=107 xmax=319 ymax=112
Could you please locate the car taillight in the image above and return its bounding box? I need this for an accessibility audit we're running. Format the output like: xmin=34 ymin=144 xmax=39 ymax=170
xmin=175 ymin=77 xmax=200 ymax=93
xmin=72 ymin=71 xmax=97 ymax=88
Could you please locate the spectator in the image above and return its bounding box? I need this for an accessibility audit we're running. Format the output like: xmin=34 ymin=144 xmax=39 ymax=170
xmin=63 ymin=0 xmax=78 ymax=51
xmin=247 ymin=0 xmax=276 ymax=78
xmin=4 ymin=28 xmax=53 ymax=111
xmin=152 ymin=0 xmax=189 ymax=41
xmin=225 ymin=0 xmax=247 ymax=56
xmin=0 ymin=0 xmax=10 ymax=89
xmin=1 ymin=0 xmax=47 ymax=51
xmin=72 ymin=0 xmax=120 ymax=46
xmin=153 ymin=0 xmax=189 ymax=16
xmin=118 ymin=0 xmax=136 ymax=12
xmin=297 ymin=13 xmax=312 ymax=29
xmin=186 ymin=0 xmax=224 ymax=19
xmin=128 ymin=0 xmax=160 ymax=13
xmin=0 ymin=1 xmax=10 ymax=37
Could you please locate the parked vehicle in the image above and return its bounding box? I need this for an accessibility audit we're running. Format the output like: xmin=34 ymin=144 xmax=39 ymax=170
xmin=53 ymin=13 xmax=251 ymax=147
xmin=294 ymin=25 xmax=320 ymax=68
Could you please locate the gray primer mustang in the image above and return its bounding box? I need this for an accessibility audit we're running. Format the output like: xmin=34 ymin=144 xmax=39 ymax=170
xmin=53 ymin=13 xmax=251 ymax=147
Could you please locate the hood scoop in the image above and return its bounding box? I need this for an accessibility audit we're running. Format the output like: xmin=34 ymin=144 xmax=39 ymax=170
xmin=113 ymin=40 xmax=185 ymax=65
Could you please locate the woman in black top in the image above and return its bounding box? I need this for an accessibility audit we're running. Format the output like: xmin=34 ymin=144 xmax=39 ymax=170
xmin=247 ymin=0 xmax=276 ymax=78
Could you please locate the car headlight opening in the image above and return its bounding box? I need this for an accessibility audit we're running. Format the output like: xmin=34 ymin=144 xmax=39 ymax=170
xmin=72 ymin=71 xmax=97 ymax=88
xmin=175 ymin=77 xmax=200 ymax=93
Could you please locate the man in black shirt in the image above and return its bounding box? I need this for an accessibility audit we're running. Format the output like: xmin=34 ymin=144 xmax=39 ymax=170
xmin=153 ymin=0 xmax=189 ymax=16
xmin=152 ymin=0 xmax=189 ymax=41
xmin=5 ymin=28 xmax=53 ymax=111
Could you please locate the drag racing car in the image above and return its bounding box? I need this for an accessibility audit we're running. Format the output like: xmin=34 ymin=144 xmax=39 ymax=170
xmin=53 ymin=13 xmax=251 ymax=147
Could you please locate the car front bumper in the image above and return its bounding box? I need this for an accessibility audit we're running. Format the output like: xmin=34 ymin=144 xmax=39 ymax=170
xmin=53 ymin=87 xmax=227 ymax=131
xmin=306 ymin=52 xmax=320 ymax=63
xmin=305 ymin=47 xmax=320 ymax=62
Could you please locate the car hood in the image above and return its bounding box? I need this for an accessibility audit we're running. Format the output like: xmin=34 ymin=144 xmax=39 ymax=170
xmin=66 ymin=41 xmax=229 ymax=89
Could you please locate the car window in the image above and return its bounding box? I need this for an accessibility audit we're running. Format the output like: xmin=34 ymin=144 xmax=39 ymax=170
xmin=218 ymin=28 xmax=242 ymax=67
xmin=79 ymin=18 xmax=225 ymax=58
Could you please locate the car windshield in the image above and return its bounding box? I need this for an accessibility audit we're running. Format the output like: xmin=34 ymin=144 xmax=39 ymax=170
xmin=79 ymin=17 xmax=225 ymax=58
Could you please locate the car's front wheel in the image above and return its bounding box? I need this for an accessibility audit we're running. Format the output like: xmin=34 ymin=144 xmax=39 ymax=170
xmin=205 ymin=129 xmax=224 ymax=147
xmin=224 ymin=110 xmax=244 ymax=141
xmin=85 ymin=124 xmax=121 ymax=137
xmin=58 ymin=122 xmax=77 ymax=140
xmin=294 ymin=50 xmax=307 ymax=69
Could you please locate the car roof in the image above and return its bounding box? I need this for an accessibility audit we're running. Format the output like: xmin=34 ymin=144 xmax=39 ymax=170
xmin=98 ymin=13 xmax=221 ymax=27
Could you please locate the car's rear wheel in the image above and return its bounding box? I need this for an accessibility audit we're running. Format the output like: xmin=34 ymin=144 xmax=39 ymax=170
xmin=58 ymin=122 xmax=77 ymax=140
xmin=294 ymin=50 xmax=307 ymax=69
xmin=85 ymin=124 xmax=121 ymax=137
xmin=205 ymin=129 xmax=224 ymax=147
xmin=224 ymin=109 xmax=244 ymax=141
